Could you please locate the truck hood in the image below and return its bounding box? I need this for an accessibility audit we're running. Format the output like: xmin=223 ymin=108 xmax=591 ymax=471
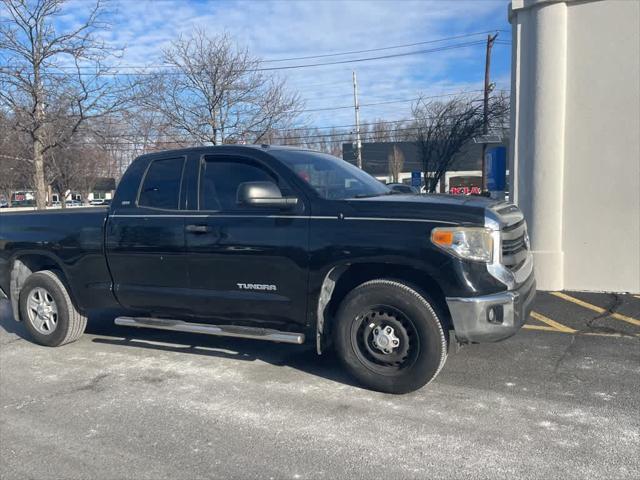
xmin=345 ymin=193 xmax=503 ymax=226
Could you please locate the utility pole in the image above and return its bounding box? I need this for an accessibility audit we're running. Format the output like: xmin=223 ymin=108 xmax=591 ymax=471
xmin=352 ymin=71 xmax=363 ymax=169
xmin=481 ymin=32 xmax=498 ymax=191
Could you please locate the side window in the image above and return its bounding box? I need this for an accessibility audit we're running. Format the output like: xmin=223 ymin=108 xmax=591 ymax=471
xmin=138 ymin=157 xmax=184 ymax=209
xmin=200 ymin=158 xmax=277 ymax=211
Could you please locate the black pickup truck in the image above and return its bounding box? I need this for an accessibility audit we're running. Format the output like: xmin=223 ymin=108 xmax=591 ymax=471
xmin=0 ymin=145 xmax=535 ymax=393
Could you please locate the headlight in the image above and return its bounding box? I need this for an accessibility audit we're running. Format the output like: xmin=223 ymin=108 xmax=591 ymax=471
xmin=431 ymin=227 xmax=493 ymax=263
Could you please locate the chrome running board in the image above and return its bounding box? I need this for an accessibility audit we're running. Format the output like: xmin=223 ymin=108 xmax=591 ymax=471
xmin=114 ymin=316 xmax=305 ymax=345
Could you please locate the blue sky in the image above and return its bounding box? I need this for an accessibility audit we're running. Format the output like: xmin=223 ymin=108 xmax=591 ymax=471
xmin=62 ymin=0 xmax=512 ymax=128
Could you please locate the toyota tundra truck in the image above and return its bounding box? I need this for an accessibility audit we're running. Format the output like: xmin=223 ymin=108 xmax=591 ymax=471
xmin=0 ymin=145 xmax=535 ymax=394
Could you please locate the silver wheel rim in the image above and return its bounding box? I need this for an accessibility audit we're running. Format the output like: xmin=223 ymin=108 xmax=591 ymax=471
xmin=26 ymin=287 xmax=58 ymax=335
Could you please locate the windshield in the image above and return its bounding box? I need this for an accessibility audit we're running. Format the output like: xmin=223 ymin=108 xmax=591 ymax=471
xmin=272 ymin=150 xmax=390 ymax=200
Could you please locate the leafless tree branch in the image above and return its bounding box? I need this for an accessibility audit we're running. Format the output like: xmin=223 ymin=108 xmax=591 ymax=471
xmin=411 ymin=93 xmax=509 ymax=193
xmin=135 ymin=30 xmax=302 ymax=146
xmin=0 ymin=0 xmax=134 ymax=209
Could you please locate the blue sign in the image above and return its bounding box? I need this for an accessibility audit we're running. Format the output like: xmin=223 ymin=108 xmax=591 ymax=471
xmin=411 ymin=171 xmax=422 ymax=187
xmin=486 ymin=147 xmax=507 ymax=192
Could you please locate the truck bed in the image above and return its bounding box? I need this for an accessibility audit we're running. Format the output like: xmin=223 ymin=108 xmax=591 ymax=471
xmin=0 ymin=207 xmax=117 ymax=313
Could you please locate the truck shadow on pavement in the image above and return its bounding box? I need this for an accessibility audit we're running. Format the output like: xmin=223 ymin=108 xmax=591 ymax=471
xmin=88 ymin=316 xmax=360 ymax=388
xmin=0 ymin=300 xmax=29 ymax=340
xmin=0 ymin=301 xmax=359 ymax=389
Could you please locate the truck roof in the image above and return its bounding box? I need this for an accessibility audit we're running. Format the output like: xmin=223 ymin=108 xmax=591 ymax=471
xmin=135 ymin=144 xmax=311 ymax=161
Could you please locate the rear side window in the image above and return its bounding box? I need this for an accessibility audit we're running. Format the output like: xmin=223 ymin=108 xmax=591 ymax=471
xmin=200 ymin=158 xmax=277 ymax=211
xmin=138 ymin=157 xmax=184 ymax=209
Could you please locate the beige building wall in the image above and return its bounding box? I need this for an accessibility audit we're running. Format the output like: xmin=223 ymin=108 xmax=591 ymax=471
xmin=509 ymin=0 xmax=640 ymax=292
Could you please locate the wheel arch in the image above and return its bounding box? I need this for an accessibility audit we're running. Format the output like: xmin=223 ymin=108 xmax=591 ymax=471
xmin=9 ymin=253 xmax=77 ymax=322
xmin=316 ymin=262 xmax=451 ymax=354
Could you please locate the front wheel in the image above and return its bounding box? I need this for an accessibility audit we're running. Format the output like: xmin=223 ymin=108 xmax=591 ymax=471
xmin=19 ymin=270 xmax=87 ymax=347
xmin=333 ymin=279 xmax=448 ymax=394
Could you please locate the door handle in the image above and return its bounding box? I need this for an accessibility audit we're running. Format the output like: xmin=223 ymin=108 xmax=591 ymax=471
xmin=185 ymin=224 xmax=211 ymax=233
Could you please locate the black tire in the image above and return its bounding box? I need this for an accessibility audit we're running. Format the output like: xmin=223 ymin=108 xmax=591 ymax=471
xmin=19 ymin=270 xmax=87 ymax=347
xmin=333 ymin=279 xmax=447 ymax=394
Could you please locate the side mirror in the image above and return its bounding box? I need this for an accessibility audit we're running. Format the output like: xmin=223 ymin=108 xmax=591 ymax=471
xmin=237 ymin=181 xmax=298 ymax=208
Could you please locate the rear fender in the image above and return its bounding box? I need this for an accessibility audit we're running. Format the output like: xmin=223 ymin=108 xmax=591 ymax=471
xmin=8 ymin=254 xmax=76 ymax=322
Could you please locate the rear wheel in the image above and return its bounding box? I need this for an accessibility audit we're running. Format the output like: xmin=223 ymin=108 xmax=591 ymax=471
xmin=333 ymin=279 xmax=447 ymax=394
xmin=19 ymin=270 xmax=87 ymax=347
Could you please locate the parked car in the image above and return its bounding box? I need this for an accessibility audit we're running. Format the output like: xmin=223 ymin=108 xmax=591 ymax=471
xmin=11 ymin=199 xmax=35 ymax=208
xmin=386 ymin=182 xmax=420 ymax=194
xmin=0 ymin=146 xmax=535 ymax=394
xmin=0 ymin=200 xmax=8 ymax=208
xmin=65 ymin=199 xmax=82 ymax=207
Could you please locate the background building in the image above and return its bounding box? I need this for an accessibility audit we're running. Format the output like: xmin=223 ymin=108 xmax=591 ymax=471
xmin=509 ymin=0 xmax=640 ymax=292
xmin=342 ymin=141 xmax=509 ymax=194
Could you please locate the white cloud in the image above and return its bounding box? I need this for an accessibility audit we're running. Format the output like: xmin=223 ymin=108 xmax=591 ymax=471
xmin=67 ymin=0 xmax=511 ymax=127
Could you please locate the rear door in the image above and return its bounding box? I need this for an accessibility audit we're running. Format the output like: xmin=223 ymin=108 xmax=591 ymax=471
xmin=184 ymin=153 xmax=309 ymax=329
xmin=105 ymin=155 xmax=190 ymax=315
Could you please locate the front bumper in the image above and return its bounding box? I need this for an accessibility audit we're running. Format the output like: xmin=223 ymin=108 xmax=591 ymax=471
xmin=446 ymin=273 xmax=536 ymax=343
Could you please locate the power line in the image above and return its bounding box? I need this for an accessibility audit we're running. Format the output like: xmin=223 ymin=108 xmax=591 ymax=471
xmin=230 ymin=40 xmax=489 ymax=72
xmin=45 ymin=128 xmax=415 ymax=146
xmin=295 ymin=96 xmax=420 ymax=113
xmin=260 ymin=30 xmax=507 ymax=63
xmin=53 ymin=126 xmax=420 ymax=146
xmin=0 ymin=30 xmax=509 ymax=72
xmin=68 ymin=88 xmax=501 ymax=120
xmin=61 ymin=114 xmax=509 ymax=146
xmin=0 ymin=40 xmax=503 ymax=76
xmin=276 ymin=117 xmax=415 ymax=133
xmin=288 ymin=89 xmax=495 ymax=113
xmin=42 ymin=89 xmax=510 ymax=144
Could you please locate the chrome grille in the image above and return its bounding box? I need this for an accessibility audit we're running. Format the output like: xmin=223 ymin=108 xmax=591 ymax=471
xmin=501 ymin=219 xmax=528 ymax=271
xmin=486 ymin=203 xmax=534 ymax=289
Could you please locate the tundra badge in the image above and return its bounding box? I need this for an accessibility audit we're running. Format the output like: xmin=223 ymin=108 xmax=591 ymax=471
xmin=237 ymin=283 xmax=277 ymax=291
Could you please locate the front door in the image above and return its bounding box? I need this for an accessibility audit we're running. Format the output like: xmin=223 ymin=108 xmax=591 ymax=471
xmin=106 ymin=155 xmax=190 ymax=315
xmin=185 ymin=154 xmax=309 ymax=330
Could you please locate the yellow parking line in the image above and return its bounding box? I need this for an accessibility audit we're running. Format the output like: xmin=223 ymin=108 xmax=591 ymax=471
xmin=530 ymin=311 xmax=576 ymax=333
xmin=550 ymin=292 xmax=640 ymax=327
xmin=523 ymin=324 xmax=558 ymax=332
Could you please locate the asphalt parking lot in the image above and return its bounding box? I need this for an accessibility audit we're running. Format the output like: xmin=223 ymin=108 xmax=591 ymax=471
xmin=1 ymin=293 xmax=639 ymax=480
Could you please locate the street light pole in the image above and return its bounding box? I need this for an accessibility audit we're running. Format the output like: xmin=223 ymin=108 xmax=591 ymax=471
xmin=352 ymin=71 xmax=363 ymax=169
xmin=481 ymin=32 xmax=498 ymax=190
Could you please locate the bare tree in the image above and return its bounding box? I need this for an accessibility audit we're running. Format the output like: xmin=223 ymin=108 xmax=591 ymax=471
xmin=391 ymin=120 xmax=414 ymax=142
xmin=0 ymin=153 xmax=30 ymax=206
xmin=412 ymin=94 xmax=509 ymax=193
xmin=93 ymin=109 xmax=188 ymax=176
xmin=0 ymin=0 xmax=131 ymax=209
xmin=358 ymin=122 xmax=371 ymax=143
xmin=47 ymin=147 xmax=78 ymax=208
xmin=370 ymin=119 xmax=392 ymax=142
xmin=137 ymin=30 xmax=302 ymax=146
xmin=0 ymin=111 xmax=31 ymax=205
xmin=42 ymin=118 xmax=111 ymax=207
xmin=387 ymin=145 xmax=405 ymax=183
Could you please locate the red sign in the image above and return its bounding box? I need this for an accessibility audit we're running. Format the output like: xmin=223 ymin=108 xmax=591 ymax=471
xmin=449 ymin=186 xmax=482 ymax=195
xmin=448 ymin=176 xmax=482 ymax=196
